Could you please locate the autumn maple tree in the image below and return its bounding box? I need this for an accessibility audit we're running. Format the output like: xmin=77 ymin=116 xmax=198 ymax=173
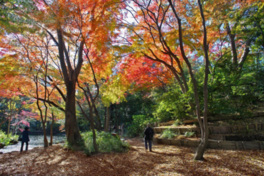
xmin=0 ymin=0 xmax=124 ymax=149
xmin=120 ymin=0 xmax=263 ymax=160
xmin=30 ymin=0 xmax=123 ymax=148
xmin=121 ymin=0 xmax=209 ymax=160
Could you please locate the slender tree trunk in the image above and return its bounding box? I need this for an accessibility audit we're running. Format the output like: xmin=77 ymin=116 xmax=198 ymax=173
xmin=77 ymin=101 xmax=98 ymax=153
xmin=7 ymin=117 xmax=11 ymax=135
xmin=93 ymin=104 xmax=102 ymax=130
xmin=65 ymin=81 xmax=83 ymax=148
xmin=34 ymin=75 xmax=48 ymax=148
xmin=194 ymin=0 xmax=210 ymax=160
xmin=42 ymin=122 xmax=49 ymax=148
xmin=49 ymin=113 xmax=54 ymax=146
xmin=77 ymin=81 xmax=99 ymax=152
xmin=168 ymin=0 xmax=209 ymax=160
xmin=104 ymin=106 xmax=110 ymax=132
xmin=7 ymin=100 xmax=14 ymax=135
xmin=89 ymin=109 xmax=98 ymax=153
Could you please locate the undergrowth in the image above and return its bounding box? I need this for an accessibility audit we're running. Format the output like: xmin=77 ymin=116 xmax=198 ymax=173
xmin=0 ymin=130 xmax=18 ymax=147
xmin=82 ymin=131 xmax=130 ymax=155
xmin=160 ymin=129 xmax=177 ymax=139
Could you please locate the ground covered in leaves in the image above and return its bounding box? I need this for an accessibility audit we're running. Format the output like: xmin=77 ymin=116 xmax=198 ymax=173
xmin=0 ymin=138 xmax=263 ymax=175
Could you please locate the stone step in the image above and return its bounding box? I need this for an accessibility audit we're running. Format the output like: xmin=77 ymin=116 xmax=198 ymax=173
xmin=183 ymin=119 xmax=199 ymax=125
xmin=208 ymin=134 xmax=264 ymax=141
xmin=208 ymin=123 xmax=264 ymax=134
xmin=154 ymin=126 xmax=199 ymax=134
xmin=154 ymin=137 xmax=264 ymax=150
xmin=154 ymin=123 xmax=264 ymax=135
xmin=159 ymin=121 xmax=175 ymax=126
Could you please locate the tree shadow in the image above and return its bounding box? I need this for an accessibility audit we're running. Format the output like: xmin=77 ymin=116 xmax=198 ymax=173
xmin=1 ymin=140 xmax=264 ymax=176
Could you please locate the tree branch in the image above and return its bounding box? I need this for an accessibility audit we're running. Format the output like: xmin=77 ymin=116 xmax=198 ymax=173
xmin=34 ymin=97 xmax=65 ymax=112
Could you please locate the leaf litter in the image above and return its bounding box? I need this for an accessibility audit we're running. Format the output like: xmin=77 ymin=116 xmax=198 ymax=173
xmin=0 ymin=138 xmax=263 ymax=176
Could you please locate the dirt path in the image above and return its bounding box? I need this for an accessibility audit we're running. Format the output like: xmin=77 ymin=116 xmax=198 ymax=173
xmin=0 ymin=138 xmax=263 ymax=175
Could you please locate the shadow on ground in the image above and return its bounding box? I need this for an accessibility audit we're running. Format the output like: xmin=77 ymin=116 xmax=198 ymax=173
xmin=0 ymin=138 xmax=263 ymax=175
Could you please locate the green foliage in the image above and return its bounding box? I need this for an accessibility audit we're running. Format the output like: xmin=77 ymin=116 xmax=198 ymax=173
xmin=173 ymin=119 xmax=183 ymax=126
xmin=0 ymin=130 xmax=18 ymax=146
xmin=160 ymin=129 xmax=177 ymax=139
xmin=64 ymin=138 xmax=85 ymax=151
xmin=184 ymin=131 xmax=195 ymax=137
xmin=0 ymin=0 xmax=38 ymax=34
xmin=82 ymin=131 xmax=129 ymax=154
xmin=111 ymin=92 xmax=155 ymax=132
xmin=77 ymin=117 xmax=90 ymax=132
xmin=126 ymin=115 xmax=157 ymax=137
xmin=152 ymin=84 xmax=192 ymax=122
xmin=207 ymin=58 xmax=264 ymax=117
xmin=231 ymin=2 xmax=264 ymax=51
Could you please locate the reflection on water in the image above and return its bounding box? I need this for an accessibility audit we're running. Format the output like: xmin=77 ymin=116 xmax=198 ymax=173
xmin=0 ymin=135 xmax=66 ymax=153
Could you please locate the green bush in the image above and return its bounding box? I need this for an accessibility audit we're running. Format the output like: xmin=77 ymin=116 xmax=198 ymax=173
xmin=82 ymin=131 xmax=129 ymax=154
xmin=160 ymin=129 xmax=177 ymax=139
xmin=0 ymin=130 xmax=18 ymax=146
xmin=152 ymin=85 xmax=192 ymax=122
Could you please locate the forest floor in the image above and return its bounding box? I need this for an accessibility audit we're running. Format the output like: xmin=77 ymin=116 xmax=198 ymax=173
xmin=0 ymin=138 xmax=264 ymax=176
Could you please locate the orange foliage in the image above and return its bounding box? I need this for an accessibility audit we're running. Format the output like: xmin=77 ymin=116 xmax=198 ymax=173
xmin=119 ymin=55 xmax=172 ymax=90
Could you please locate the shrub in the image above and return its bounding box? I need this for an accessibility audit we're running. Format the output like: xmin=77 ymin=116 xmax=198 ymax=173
xmin=184 ymin=131 xmax=195 ymax=137
xmin=82 ymin=131 xmax=129 ymax=154
xmin=160 ymin=129 xmax=177 ymax=139
xmin=152 ymin=85 xmax=192 ymax=122
xmin=0 ymin=130 xmax=18 ymax=147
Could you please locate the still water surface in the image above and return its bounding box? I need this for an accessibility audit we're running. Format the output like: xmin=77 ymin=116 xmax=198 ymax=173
xmin=0 ymin=135 xmax=65 ymax=153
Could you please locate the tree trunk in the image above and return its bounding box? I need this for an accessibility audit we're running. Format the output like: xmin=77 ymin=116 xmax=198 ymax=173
xmin=7 ymin=100 xmax=14 ymax=135
xmin=104 ymin=106 xmax=110 ymax=132
xmin=194 ymin=131 xmax=208 ymax=160
xmin=42 ymin=122 xmax=49 ymax=148
xmin=89 ymin=110 xmax=98 ymax=153
xmin=7 ymin=117 xmax=11 ymax=135
xmin=93 ymin=105 xmax=102 ymax=130
xmin=49 ymin=113 xmax=54 ymax=146
xmin=77 ymin=100 xmax=98 ymax=153
xmin=194 ymin=0 xmax=210 ymax=160
xmin=65 ymin=81 xmax=83 ymax=148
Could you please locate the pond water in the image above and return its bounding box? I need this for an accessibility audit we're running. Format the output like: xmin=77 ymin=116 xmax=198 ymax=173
xmin=0 ymin=135 xmax=66 ymax=153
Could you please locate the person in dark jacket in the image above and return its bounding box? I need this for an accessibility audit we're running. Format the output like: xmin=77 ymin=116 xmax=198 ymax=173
xmin=20 ymin=127 xmax=30 ymax=152
xmin=144 ymin=124 xmax=154 ymax=152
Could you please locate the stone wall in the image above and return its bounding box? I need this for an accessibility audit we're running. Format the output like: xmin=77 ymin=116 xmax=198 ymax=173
xmin=154 ymin=120 xmax=264 ymax=150
xmin=154 ymin=138 xmax=264 ymax=150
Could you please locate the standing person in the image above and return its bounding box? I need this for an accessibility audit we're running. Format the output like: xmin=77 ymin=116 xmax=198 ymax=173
xmin=20 ymin=127 xmax=30 ymax=152
xmin=144 ymin=124 xmax=154 ymax=152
